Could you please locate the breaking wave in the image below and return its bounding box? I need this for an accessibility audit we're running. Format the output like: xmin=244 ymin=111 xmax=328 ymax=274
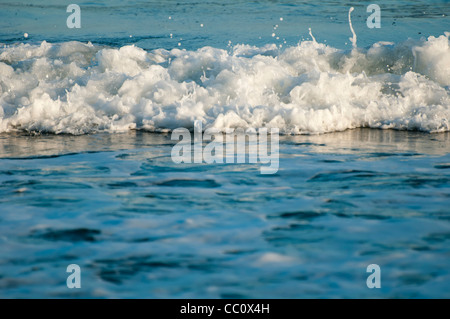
xmin=0 ymin=32 xmax=449 ymax=134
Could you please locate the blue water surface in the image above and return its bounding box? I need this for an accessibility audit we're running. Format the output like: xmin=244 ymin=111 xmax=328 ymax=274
xmin=0 ymin=0 xmax=449 ymax=298
xmin=0 ymin=130 xmax=449 ymax=298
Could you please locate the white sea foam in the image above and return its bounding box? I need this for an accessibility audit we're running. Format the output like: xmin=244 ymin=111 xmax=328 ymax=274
xmin=0 ymin=34 xmax=449 ymax=134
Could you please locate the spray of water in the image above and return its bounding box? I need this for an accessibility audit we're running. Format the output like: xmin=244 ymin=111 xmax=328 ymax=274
xmin=348 ymin=7 xmax=357 ymax=49
xmin=308 ymin=28 xmax=317 ymax=43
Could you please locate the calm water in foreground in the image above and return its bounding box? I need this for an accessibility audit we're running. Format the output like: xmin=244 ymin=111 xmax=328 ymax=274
xmin=0 ymin=0 xmax=449 ymax=298
xmin=0 ymin=129 xmax=449 ymax=298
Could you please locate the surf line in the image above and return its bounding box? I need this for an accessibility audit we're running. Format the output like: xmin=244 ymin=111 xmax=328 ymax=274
xmin=171 ymin=120 xmax=279 ymax=174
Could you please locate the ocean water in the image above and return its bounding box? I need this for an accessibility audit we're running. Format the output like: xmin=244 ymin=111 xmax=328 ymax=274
xmin=0 ymin=0 xmax=449 ymax=298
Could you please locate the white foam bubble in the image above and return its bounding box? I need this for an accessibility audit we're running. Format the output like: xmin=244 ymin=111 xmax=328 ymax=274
xmin=0 ymin=34 xmax=449 ymax=134
xmin=257 ymin=252 xmax=295 ymax=264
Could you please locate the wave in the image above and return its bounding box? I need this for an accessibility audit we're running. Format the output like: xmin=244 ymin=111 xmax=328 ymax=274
xmin=0 ymin=33 xmax=449 ymax=135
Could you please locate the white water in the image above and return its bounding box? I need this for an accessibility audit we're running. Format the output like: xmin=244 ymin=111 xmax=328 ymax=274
xmin=0 ymin=33 xmax=449 ymax=135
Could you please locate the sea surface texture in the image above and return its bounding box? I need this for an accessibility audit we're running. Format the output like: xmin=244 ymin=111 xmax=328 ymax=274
xmin=0 ymin=0 xmax=449 ymax=298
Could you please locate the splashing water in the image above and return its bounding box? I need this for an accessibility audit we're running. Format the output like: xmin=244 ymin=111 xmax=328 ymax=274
xmin=0 ymin=33 xmax=449 ymax=135
xmin=348 ymin=7 xmax=358 ymax=49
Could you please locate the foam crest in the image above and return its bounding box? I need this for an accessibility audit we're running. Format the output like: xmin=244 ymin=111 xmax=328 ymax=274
xmin=0 ymin=34 xmax=449 ymax=134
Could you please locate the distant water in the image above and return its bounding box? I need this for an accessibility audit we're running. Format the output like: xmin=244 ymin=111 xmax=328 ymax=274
xmin=0 ymin=0 xmax=450 ymax=298
xmin=1 ymin=0 xmax=449 ymax=50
